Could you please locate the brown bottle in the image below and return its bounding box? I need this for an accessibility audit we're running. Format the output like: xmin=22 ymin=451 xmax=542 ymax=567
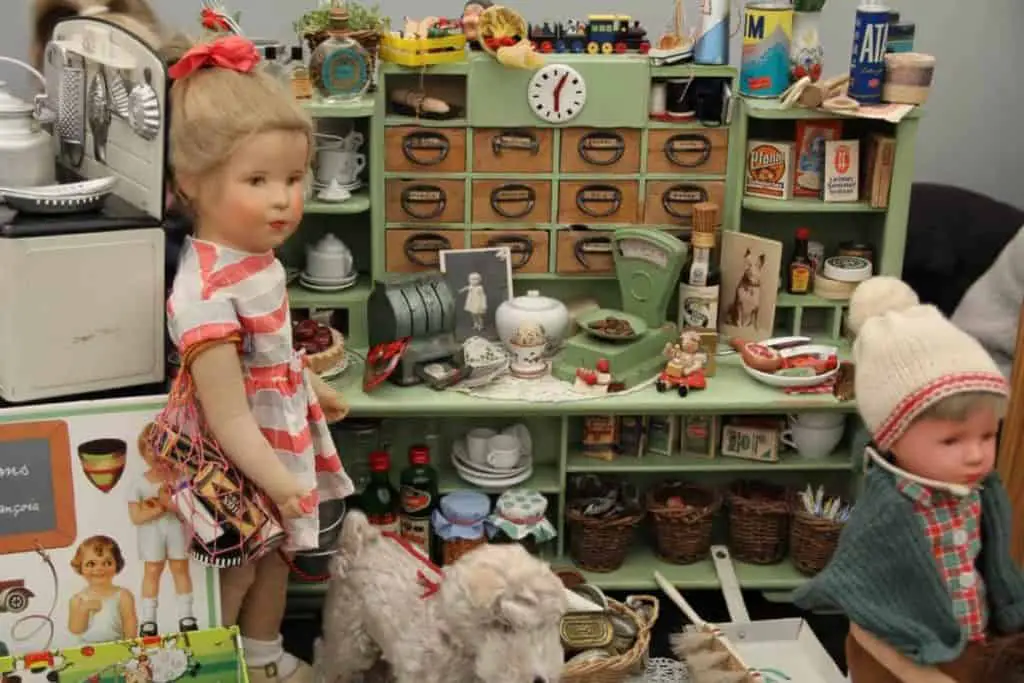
xmin=787 ymin=227 xmax=813 ymax=295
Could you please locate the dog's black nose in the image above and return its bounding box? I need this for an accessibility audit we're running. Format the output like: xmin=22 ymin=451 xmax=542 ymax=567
xmin=532 ymin=678 xmax=546 ymax=683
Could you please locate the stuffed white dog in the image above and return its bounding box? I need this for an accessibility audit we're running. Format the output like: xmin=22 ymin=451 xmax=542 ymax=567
xmin=315 ymin=510 xmax=567 ymax=683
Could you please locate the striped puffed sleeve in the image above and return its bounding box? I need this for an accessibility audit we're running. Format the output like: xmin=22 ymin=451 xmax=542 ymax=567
xmin=166 ymin=289 xmax=242 ymax=358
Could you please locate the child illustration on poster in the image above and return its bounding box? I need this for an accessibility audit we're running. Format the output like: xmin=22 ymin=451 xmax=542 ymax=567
xmin=128 ymin=424 xmax=196 ymax=637
xmin=67 ymin=536 xmax=136 ymax=644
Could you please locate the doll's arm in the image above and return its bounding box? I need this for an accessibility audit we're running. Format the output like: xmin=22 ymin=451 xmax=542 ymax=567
xmin=190 ymin=343 xmax=308 ymax=503
xmin=128 ymin=500 xmax=166 ymax=526
xmin=308 ymin=371 xmax=349 ymax=422
xmin=119 ymin=588 xmax=138 ymax=640
xmin=849 ymin=624 xmax=956 ymax=683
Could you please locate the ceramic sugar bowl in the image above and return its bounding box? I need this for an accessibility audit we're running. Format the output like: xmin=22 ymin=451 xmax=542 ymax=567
xmin=495 ymin=290 xmax=569 ymax=355
xmin=305 ymin=234 xmax=353 ymax=281
xmin=506 ymin=321 xmax=549 ymax=378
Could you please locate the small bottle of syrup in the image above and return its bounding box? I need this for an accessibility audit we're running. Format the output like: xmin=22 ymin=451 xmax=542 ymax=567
xmin=787 ymin=227 xmax=813 ymax=295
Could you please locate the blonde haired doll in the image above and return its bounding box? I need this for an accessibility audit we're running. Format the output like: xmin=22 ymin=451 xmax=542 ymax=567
xmin=153 ymin=36 xmax=354 ymax=683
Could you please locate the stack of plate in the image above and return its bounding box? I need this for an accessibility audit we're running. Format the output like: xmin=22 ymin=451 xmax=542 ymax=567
xmin=451 ymin=440 xmax=532 ymax=490
xmin=0 ymin=176 xmax=117 ymax=214
xmin=299 ymin=271 xmax=359 ymax=292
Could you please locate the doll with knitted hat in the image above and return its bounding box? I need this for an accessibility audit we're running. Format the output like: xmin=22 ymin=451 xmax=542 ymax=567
xmin=794 ymin=276 xmax=1024 ymax=682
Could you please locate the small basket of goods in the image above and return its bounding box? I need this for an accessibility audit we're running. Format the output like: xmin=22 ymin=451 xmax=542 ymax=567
xmin=566 ymin=475 xmax=644 ymax=573
xmin=790 ymin=484 xmax=852 ymax=576
xmin=733 ymin=335 xmax=839 ymax=389
xmin=646 ymin=481 xmax=722 ymax=565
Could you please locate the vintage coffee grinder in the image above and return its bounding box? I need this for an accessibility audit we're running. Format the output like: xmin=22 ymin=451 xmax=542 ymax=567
xmin=552 ymin=228 xmax=687 ymax=387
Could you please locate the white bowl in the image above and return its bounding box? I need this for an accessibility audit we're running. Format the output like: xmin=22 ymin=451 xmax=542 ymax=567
xmin=741 ymin=344 xmax=839 ymax=388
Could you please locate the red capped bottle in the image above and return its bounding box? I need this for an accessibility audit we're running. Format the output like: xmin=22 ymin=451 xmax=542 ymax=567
xmin=400 ymin=445 xmax=439 ymax=557
xmin=361 ymin=451 xmax=399 ymax=533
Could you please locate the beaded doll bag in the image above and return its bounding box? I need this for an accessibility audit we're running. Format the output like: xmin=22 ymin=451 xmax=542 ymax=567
xmin=147 ymin=336 xmax=285 ymax=568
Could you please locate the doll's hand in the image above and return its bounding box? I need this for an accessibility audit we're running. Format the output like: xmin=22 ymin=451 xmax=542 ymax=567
xmin=275 ymin=489 xmax=317 ymax=520
xmin=74 ymin=595 xmax=103 ymax=613
xmin=312 ymin=378 xmax=349 ymax=423
xmin=158 ymin=487 xmax=174 ymax=510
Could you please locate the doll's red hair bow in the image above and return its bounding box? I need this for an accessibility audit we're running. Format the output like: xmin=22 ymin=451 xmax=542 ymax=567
xmin=168 ymin=36 xmax=261 ymax=80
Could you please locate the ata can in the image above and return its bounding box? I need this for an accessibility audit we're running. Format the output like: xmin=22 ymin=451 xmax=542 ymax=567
xmin=695 ymin=0 xmax=731 ymax=65
xmin=848 ymin=2 xmax=891 ymax=104
xmin=739 ymin=2 xmax=793 ymax=98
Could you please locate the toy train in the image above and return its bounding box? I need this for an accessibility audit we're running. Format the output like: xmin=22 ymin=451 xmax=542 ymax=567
xmin=528 ymin=14 xmax=651 ymax=54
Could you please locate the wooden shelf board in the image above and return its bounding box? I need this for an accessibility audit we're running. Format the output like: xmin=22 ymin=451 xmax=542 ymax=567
xmin=743 ymin=97 xmax=922 ymax=120
xmin=287 ymin=276 xmax=373 ymax=308
xmin=302 ymin=95 xmax=374 ymax=118
xmin=743 ymin=196 xmax=885 ymax=213
xmin=384 ymin=116 xmax=468 ymax=127
xmin=305 ymin=192 xmax=370 ymax=215
xmin=566 ymin=449 xmax=854 ymax=473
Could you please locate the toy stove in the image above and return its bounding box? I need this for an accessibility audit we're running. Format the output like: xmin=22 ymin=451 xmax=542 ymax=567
xmin=366 ymin=273 xmax=461 ymax=386
xmin=552 ymin=229 xmax=687 ymax=388
xmin=0 ymin=17 xmax=168 ymax=402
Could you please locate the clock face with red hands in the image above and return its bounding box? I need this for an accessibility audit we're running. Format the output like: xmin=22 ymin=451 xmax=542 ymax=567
xmin=527 ymin=64 xmax=587 ymax=124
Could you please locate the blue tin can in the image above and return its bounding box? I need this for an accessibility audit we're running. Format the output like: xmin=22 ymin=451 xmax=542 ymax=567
xmin=848 ymin=2 xmax=891 ymax=104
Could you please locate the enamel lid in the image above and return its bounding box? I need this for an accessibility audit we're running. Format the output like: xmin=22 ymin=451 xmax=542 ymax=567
xmin=510 ymin=290 xmax=561 ymax=312
xmin=312 ymin=233 xmax=350 ymax=254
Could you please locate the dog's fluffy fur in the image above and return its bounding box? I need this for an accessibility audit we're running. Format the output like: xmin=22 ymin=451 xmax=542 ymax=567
xmin=316 ymin=510 xmax=567 ymax=683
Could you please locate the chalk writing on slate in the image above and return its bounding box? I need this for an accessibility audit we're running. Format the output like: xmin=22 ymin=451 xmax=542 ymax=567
xmin=0 ymin=438 xmax=57 ymax=536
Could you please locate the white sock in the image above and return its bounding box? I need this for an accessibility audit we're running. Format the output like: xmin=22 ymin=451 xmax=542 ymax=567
xmin=141 ymin=598 xmax=158 ymax=623
xmin=242 ymin=635 xmax=300 ymax=679
xmin=176 ymin=593 xmax=194 ymax=620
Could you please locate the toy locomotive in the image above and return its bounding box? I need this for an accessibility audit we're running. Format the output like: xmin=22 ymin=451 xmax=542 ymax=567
xmin=528 ymin=14 xmax=651 ymax=54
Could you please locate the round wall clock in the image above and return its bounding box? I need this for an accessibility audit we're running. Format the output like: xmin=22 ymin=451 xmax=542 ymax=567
xmin=527 ymin=63 xmax=587 ymax=124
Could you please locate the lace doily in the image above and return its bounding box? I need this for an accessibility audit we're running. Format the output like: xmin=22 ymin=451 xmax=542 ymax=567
xmin=624 ymin=657 xmax=690 ymax=683
xmin=450 ymin=371 xmax=655 ymax=403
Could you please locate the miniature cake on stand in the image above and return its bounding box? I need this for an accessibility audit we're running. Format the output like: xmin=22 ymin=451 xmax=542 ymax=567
xmin=293 ymin=319 xmax=345 ymax=374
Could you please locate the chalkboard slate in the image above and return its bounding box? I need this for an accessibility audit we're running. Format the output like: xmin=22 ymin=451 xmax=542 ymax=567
xmin=0 ymin=420 xmax=75 ymax=553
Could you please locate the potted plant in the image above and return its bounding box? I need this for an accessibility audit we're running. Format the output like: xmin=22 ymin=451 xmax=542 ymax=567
xmin=790 ymin=0 xmax=826 ymax=82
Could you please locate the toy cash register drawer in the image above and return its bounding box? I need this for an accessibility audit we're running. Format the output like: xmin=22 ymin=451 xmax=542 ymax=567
xmin=385 ymin=179 xmax=465 ymax=223
xmin=385 ymin=229 xmax=466 ymax=273
xmin=384 ymin=127 xmax=467 ymax=173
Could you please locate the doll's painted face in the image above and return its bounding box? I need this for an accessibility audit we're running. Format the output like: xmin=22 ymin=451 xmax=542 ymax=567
xmin=186 ymin=129 xmax=308 ymax=254
xmin=891 ymin=404 xmax=1000 ymax=487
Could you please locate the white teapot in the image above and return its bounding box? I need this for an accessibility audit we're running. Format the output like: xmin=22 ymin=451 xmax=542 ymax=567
xmin=305 ymin=234 xmax=353 ymax=281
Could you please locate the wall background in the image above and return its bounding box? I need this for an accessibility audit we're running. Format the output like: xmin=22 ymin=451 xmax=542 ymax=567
xmin=8 ymin=0 xmax=1023 ymax=207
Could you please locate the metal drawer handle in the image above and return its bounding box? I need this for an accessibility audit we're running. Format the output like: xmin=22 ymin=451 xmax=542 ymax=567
xmin=400 ymin=184 xmax=447 ymax=220
xmin=662 ymin=184 xmax=709 ymax=219
xmin=573 ymin=235 xmax=613 ymax=269
xmin=577 ymin=130 xmax=626 ymax=166
xmin=575 ymin=184 xmax=623 ymax=218
xmin=403 ymin=232 xmax=452 ymax=267
xmin=489 ymin=183 xmax=537 ymax=219
xmin=401 ymin=130 xmax=451 ymax=166
xmin=664 ymin=133 xmax=713 ymax=168
xmin=486 ymin=234 xmax=535 ymax=270
xmin=492 ymin=129 xmax=540 ymax=156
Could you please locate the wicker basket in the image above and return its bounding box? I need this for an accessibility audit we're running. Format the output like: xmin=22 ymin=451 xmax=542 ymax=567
xmin=727 ymin=481 xmax=790 ymax=565
xmin=562 ymin=595 xmax=659 ymax=683
xmin=647 ymin=482 xmax=722 ymax=565
xmin=442 ymin=537 xmax=486 ymax=565
xmin=567 ymin=508 xmax=644 ymax=572
xmin=789 ymin=509 xmax=843 ymax=576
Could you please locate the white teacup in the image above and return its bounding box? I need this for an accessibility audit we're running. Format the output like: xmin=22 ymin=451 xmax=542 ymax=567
xmin=343 ymin=130 xmax=365 ymax=152
xmin=305 ymin=234 xmax=353 ymax=280
xmin=485 ymin=433 xmax=521 ymax=470
xmin=339 ymin=152 xmax=367 ymax=184
xmin=466 ymin=428 xmax=497 ymax=465
xmin=316 ymin=150 xmax=366 ymax=185
xmin=782 ymin=419 xmax=846 ymax=459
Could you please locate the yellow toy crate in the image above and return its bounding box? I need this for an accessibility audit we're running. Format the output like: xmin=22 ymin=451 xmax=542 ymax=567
xmin=380 ymin=33 xmax=467 ymax=67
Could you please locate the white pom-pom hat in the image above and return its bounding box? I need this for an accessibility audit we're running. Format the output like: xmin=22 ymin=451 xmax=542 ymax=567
xmin=848 ymin=276 xmax=1008 ymax=450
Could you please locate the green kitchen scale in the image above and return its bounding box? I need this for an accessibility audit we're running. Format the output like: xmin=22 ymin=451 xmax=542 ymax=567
xmin=552 ymin=228 xmax=688 ymax=387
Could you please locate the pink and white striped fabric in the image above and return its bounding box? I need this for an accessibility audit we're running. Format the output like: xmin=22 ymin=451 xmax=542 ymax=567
xmin=167 ymin=236 xmax=354 ymax=551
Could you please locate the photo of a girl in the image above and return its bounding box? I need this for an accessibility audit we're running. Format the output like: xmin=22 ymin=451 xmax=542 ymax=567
xmin=68 ymin=535 xmax=137 ymax=644
xmin=129 ymin=423 xmax=197 ymax=636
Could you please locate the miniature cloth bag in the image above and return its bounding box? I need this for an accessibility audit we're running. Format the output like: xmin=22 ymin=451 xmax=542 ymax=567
xmin=486 ymin=488 xmax=556 ymax=542
xmin=432 ymin=490 xmax=491 ymax=541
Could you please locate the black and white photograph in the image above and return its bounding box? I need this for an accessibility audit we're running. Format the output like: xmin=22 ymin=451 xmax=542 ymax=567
xmin=440 ymin=247 xmax=513 ymax=342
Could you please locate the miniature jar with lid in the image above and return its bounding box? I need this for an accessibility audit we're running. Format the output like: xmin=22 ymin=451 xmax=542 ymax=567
xmin=308 ymin=2 xmax=372 ymax=103
xmin=432 ymin=490 xmax=491 ymax=565
xmin=485 ymin=488 xmax=557 ymax=556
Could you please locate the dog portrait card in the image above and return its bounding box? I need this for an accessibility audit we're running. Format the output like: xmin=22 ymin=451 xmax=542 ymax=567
xmin=719 ymin=232 xmax=782 ymax=342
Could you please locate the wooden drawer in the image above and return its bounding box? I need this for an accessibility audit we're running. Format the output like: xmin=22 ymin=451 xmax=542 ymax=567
xmin=647 ymin=128 xmax=729 ymax=175
xmin=473 ymin=128 xmax=554 ymax=173
xmin=385 ymin=179 xmax=465 ymax=223
xmin=558 ymin=180 xmax=639 ymax=225
xmin=385 ymin=229 xmax=466 ymax=273
xmin=560 ymin=128 xmax=641 ymax=174
xmin=556 ymin=227 xmax=615 ymax=275
xmin=471 ymin=179 xmax=551 ymax=224
xmin=384 ymin=127 xmax=466 ymax=173
xmin=470 ymin=230 xmax=549 ymax=274
xmin=643 ymin=180 xmax=726 ymax=225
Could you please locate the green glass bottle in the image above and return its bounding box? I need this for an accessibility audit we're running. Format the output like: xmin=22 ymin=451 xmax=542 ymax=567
xmin=400 ymin=445 xmax=439 ymax=558
xmin=360 ymin=451 xmax=399 ymax=533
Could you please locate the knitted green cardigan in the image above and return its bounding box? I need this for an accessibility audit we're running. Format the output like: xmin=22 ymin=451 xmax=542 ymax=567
xmin=794 ymin=468 xmax=1024 ymax=665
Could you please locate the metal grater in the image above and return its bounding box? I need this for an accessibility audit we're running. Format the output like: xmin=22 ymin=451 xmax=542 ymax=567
xmin=57 ymin=53 xmax=87 ymax=148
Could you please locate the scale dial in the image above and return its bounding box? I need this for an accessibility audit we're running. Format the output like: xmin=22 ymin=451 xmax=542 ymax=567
xmin=527 ymin=64 xmax=587 ymax=124
xmin=618 ymin=238 xmax=669 ymax=268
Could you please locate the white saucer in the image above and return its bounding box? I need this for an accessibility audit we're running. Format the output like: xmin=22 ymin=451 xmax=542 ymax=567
xmin=299 ymin=274 xmax=359 ymax=292
xmin=301 ymin=271 xmax=358 ymax=285
xmin=453 ymin=464 xmax=534 ymax=491
xmin=314 ymin=179 xmax=362 ymax=192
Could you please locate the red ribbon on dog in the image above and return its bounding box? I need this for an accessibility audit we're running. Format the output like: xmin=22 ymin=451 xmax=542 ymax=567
xmin=168 ymin=36 xmax=261 ymax=80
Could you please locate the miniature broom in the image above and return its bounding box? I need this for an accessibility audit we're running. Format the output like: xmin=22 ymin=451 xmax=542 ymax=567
xmin=654 ymin=571 xmax=762 ymax=683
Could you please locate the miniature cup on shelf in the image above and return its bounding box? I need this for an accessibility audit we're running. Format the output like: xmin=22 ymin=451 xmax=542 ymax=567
xmin=788 ymin=412 xmax=846 ymax=429
xmin=485 ymin=433 xmax=521 ymax=470
xmin=781 ymin=419 xmax=845 ymax=459
xmin=316 ymin=149 xmax=366 ymax=186
xmin=466 ymin=428 xmax=497 ymax=465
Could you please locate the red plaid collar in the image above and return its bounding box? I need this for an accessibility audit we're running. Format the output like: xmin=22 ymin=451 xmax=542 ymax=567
xmin=896 ymin=477 xmax=980 ymax=508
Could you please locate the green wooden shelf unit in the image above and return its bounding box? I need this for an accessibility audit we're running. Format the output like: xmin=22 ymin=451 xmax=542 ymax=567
xmin=281 ymin=52 xmax=921 ymax=597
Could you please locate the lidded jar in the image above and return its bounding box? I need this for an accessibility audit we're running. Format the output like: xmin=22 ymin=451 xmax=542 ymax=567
xmin=308 ymin=2 xmax=372 ymax=103
xmin=495 ymin=290 xmax=569 ymax=356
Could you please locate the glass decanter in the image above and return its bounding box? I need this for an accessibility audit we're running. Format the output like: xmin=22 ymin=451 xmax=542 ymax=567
xmin=308 ymin=2 xmax=372 ymax=103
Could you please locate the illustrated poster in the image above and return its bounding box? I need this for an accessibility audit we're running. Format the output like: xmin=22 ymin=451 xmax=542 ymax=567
xmin=0 ymin=397 xmax=219 ymax=656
